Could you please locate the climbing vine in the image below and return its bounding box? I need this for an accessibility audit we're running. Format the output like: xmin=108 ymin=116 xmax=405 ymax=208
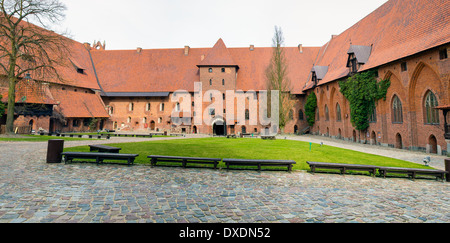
xmin=339 ymin=70 xmax=390 ymax=132
xmin=89 ymin=118 xmax=99 ymax=132
xmin=305 ymin=92 xmax=317 ymax=127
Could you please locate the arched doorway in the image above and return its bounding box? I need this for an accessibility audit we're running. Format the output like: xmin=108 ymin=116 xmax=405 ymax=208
xmin=294 ymin=125 xmax=298 ymax=134
xmin=395 ymin=133 xmax=402 ymax=149
xmin=241 ymin=126 xmax=247 ymax=134
xmin=428 ymin=135 xmax=437 ymax=154
xmin=150 ymin=120 xmax=155 ymax=130
xmin=193 ymin=126 xmax=197 ymax=134
xmin=353 ymin=130 xmax=357 ymax=142
xmin=371 ymin=131 xmax=377 ymax=145
xmin=49 ymin=119 xmax=55 ymax=133
xmin=28 ymin=119 xmax=34 ymax=133
xmin=212 ymin=119 xmax=226 ymax=136
xmin=338 ymin=128 xmax=342 ymax=139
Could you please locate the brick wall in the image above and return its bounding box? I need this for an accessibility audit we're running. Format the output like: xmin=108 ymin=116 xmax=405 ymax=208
xmin=311 ymin=45 xmax=450 ymax=154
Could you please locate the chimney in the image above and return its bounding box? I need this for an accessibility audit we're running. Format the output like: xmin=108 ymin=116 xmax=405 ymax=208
xmin=331 ymin=35 xmax=338 ymax=39
xmin=250 ymin=45 xmax=254 ymax=51
xmin=298 ymin=44 xmax=303 ymax=53
xmin=137 ymin=47 xmax=142 ymax=53
xmin=184 ymin=46 xmax=190 ymax=56
xmin=83 ymin=42 xmax=91 ymax=50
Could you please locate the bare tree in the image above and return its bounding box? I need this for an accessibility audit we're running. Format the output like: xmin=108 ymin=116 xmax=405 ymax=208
xmin=265 ymin=26 xmax=293 ymax=131
xmin=0 ymin=0 xmax=69 ymax=134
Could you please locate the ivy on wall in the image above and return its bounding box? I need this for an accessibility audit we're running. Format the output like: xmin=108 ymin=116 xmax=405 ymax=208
xmin=339 ymin=70 xmax=390 ymax=132
xmin=305 ymin=92 xmax=317 ymax=127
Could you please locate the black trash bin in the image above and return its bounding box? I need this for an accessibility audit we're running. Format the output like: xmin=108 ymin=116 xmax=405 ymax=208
xmin=445 ymin=159 xmax=450 ymax=182
xmin=47 ymin=139 xmax=64 ymax=163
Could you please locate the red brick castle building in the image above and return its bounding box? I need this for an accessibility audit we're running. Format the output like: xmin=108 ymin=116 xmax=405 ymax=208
xmin=1 ymin=0 xmax=449 ymax=155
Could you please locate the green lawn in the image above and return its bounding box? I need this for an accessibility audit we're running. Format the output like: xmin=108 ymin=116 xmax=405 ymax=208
xmin=63 ymin=137 xmax=431 ymax=171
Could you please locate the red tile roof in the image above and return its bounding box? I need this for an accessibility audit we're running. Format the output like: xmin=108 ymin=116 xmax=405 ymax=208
xmin=0 ymin=16 xmax=100 ymax=91
xmin=45 ymin=38 xmax=101 ymax=90
xmin=230 ymin=46 xmax=319 ymax=93
xmin=50 ymin=89 xmax=109 ymax=118
xmin=198 ymin=39 xmax=239 ymax=67
xmin=90 ymin=42 xmax=320 ymax=94
xmin=2 ymin=0 xmax=448 ymax=121
xmin=0 ymin=80 xmax=57 ymax=105
xmin=304 ymin=0 xmax=450 ymax=90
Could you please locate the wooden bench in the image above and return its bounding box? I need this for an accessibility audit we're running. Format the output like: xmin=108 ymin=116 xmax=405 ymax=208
xmin=88 ymin=135 xmax=102 ymax=139
xmin=135 ymin=134 xmax=152 ymax=138
xmin=307 ymin=161 xmax=378 ymax=177
xmin=378 ymin=166 xmax=449 ymax=181
xmin=170 ymin=133 xmax=184 ymax=136
xmin=150 ymin=132 xmax=164 ymax=136
xmin=89 ymin=144 xmax=121 ymax=153
xmin=223 ymin=158 xmax=296 ymax=172
xmin=62 ymin=152 xmax=138 ymax=165
xmin=148 ymin=155 xmax=221 ymax=169
xmin=261 ymin=135 xmax=276 ymax=140
xmin=226 ymin=134 xmax=236 ymax=138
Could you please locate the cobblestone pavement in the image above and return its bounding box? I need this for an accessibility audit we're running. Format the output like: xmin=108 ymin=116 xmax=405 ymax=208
xmin=0 ymin=137 xmax=448 ymax=223
xmin=286 ymin=134 xmax=449 ymax=170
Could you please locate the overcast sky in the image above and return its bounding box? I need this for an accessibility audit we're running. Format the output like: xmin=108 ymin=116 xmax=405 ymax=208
xmin=58 ymin=0 xmax=388 ymax=50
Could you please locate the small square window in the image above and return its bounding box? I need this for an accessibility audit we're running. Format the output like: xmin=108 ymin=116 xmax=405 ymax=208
xmin=439 ymin=49 xmax=448 ymax=60
xmin=401 ymin=62 xmax=407 ymax=72
xmin=221 ymin=68 xmax=225 ymax=72
xmin=77 ymin=68 xmax=84 ymax=74
xmin=208 ymin=68 xmax=213 ymax=73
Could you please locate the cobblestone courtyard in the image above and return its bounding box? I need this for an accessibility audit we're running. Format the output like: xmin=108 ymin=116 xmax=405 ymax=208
xmin=0 ymin=137 xmax=448 ymax=223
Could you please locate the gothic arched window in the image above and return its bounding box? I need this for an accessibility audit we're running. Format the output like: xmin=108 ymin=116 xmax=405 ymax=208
xmin=392 ymin=95 xmax=403 ymax=123
xmin=425 ymin=91 xmax=439 ymax=124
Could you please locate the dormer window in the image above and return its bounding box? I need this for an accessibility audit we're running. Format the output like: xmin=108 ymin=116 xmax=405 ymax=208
xmin=348 ymin=53 xmax=358 ymax=74
xmin=311 ymin=72 xmax=318 ymax=84
xmin=346 ymin=45 xmax=372 ymax=75
xmin=70 ymin=59 xmax=86 ymax=75
xmin=311 ymin=66 xmax=328 ymax=86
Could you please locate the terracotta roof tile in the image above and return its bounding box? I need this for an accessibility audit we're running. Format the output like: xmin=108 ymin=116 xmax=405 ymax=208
xmin=0 ymin=80 xmax=57 ymax=105
xmin=303 ymin=0 xmax=450 ymax=90
xmin=198 ymin=39 xmax=238 ymax=67
xmin=0 ymin=17 xmax=100 ymax=90
xmin=50 ymin=89 xmax=109 ymax=118
xmin=91 ymin=40 xmax=319 ymax=94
